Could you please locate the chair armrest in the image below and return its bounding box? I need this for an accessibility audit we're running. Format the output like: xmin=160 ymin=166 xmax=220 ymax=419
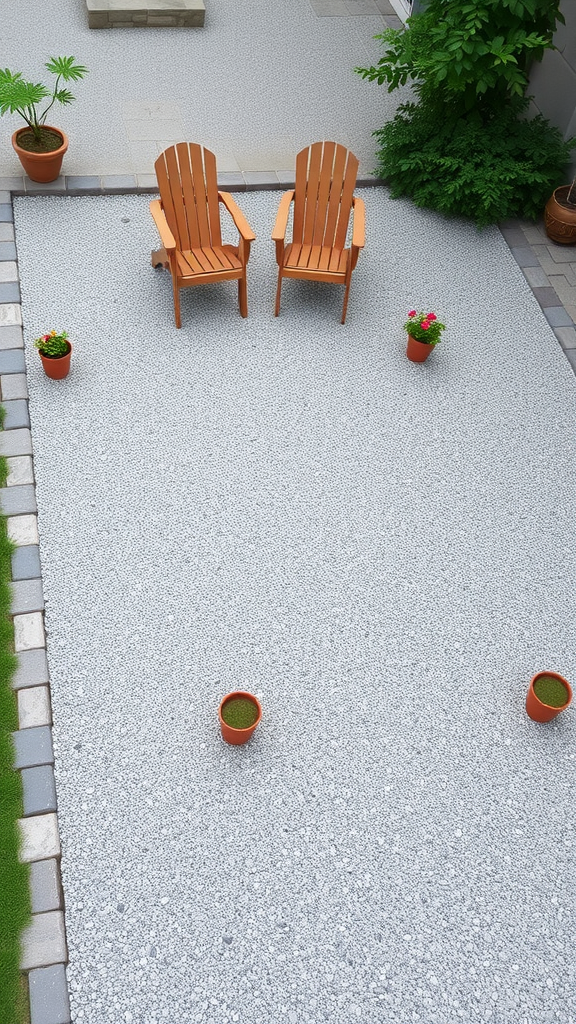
xmin=272 ymin=190 xmax=295 ymax=242
xmin=218 ymin=192 xmax=256 ymax=241
xmin=150 ymin=200 xmax=176 ymax=251
xmin=351 ymin=196 xmax=365 ymax=250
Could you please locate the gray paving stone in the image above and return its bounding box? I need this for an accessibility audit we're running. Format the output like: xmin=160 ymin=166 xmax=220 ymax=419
xmin=0 ymin=303 xmax=22 ymax=327
xmin=0 ymin=426 xmax=32 ymax=455
xmin=499 ymin=226 xmax=527 ymax=247
xmin=0 ymin=203 xmax=13 ymax=221
xmin=101 ymin=174 xmax=138 ymax=192
xmin=563 ymin=346 xmax=576 ymax=371
xmin=0 ymin=483 xmax=37 ymax=515
xmin=11 ymin=577 xmax=45 ymax=614
xmin=65 ymin=175 xmax=102 ymax=193
xmin=18 ymin=813 xmax=60 ymax=863
xmin=546 ymin=245 xmax=576 ymax=264
xmin=0 ymin=241 xmax=18 ymax=262
xmin=12 ymin=544 xmax=42 ymax=580
xmin=275 ymin=171 xmax=296 ymax=187
xmin=3 ymin=398 xmax=30 ymax=429
xmin=21 ymin=765 xmax=57 ymax=816
xmin=217 ymin=173 xmax=246 ymax=191
xmin=1 ymin=373 xmax=27 ymax=400
xmin=136 ymin=173 xmax=158 ymax=189
xmin=554 ymin=325 xmax=576 ymax=349
xmin=28 ymin=964 xmax=71 ymax=1024
xmin=29 ymin=859 xmax=62 ymax=914
xmin=533 ymin=286 xmax=563 ymax=308
xmin=18 ymin=686 xmax=52 ymax=729
xmin=0 ymin=260 xmax=18 ymax=282
xmin=0 ymin=325 xmax=24 ymax=350
xmin=12 ymin=648 xmax=49 ymax=690
xmin=20 ymin=911 xmax=67 ymax=970
xmin=510 ymin=245 xmax=541 ymax=268
xmin=522 ymin=265 xmax=551 ymax=288
xmin=11 ymin=725 xmax=53 ymax=769
xmin=6 ymin=454 xmax=34 ymax=485
xmin=0 ymin=191 xmax=11 ymax=203
xmin=0 ymin=176 xmax=24 ymax=191
xmin=544 ymin=305 xmax=574 ymax=327
xmin=25 ymin=178 xmax=66 ymax=194
xmin=0 ymin=222 xmax=15 ymax=240
xmin=243 ymin=171 xmax=280 ymax=189
xmin=0 ymin=347 xmax=26 ymax=373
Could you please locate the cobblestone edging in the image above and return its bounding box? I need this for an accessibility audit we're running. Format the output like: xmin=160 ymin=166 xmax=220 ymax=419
xmin=0 ymin=174 xmax=575 ymax=1024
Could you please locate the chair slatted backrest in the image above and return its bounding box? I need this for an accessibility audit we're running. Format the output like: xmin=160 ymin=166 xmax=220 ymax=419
xmin=292 ymin=142 xmax=359 ymax=251
xmin=154 ymin=144 xmax=222 ymax=250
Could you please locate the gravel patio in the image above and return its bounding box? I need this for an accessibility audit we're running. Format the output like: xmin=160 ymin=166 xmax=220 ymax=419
xmin=13 ymin=187 xmax=576 ymax=1024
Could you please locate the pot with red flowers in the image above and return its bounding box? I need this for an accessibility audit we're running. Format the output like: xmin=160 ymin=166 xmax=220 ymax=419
xmin=404 ymin=309 xmax=446 ymax=363
xmin=34 ymin=329 xmax=72 ymax=380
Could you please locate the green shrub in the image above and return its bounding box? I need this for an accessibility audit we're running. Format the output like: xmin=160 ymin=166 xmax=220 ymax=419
xmin=374 ymin=99 xmax=573 ymax=226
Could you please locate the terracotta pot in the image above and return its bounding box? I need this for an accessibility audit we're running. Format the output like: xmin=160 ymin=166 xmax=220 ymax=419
xmin=39 ymin=342 xmax=72 ymax=380
xmin=544 ymin=186 xmax=576 ymax=245
xmin=218 ymin=690 xmax=262 ymax=745
xmin=406 ymin=333 xmax=433 ymax=363
xmin=12 ymin=126 xmax=69 ymax=183
xmin=526 ymin=671 xmax=572 ymax=723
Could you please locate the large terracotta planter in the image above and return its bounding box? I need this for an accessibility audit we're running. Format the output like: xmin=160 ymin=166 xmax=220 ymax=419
xmin=406 ymin=333 xmax=433 ymax=363
xmin=526 ymin=671 xmax=572 ymax=723
xmin=218 ymin=690 xmax=262 ymax=745
xmin=544 ymin=186 xmax=576 ymax=245
xmin=12 ymin=126 xmax=68 ymax=183
xmin=39 ymin=342 xmax=72 ymax=380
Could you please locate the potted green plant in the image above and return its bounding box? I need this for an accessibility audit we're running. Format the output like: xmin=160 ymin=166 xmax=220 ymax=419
xmin=545 ymin=176 xmax=576 ymax=244
xmin=218 ymin=691 xmax=262 ymax=746
xmin=34 ymin=330 xmax=72 ymax=380
xmin=0 ymin=57 xmax=88 ymax=183
xmin=526 ymin=671 xmax=572 ymax=723
xmin=404 ymin=309 xmax=446 ymax=362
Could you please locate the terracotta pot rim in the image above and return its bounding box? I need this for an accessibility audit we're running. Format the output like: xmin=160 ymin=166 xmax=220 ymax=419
xmin=218 ymin=690 xmax=262 ymax=733
xmin=529 ymin=671 xmax=572 ymax=710
xmin=12 ymin=125 xmax=68 ymax=157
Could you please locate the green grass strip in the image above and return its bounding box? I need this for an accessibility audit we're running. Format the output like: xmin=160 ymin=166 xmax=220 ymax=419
xmin=0 ymin=412 xmax=32 ymax=1024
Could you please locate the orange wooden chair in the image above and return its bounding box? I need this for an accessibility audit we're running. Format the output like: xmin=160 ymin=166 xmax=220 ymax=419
xmin=150 ymin=143 xmax=256 ymax=327
xmin=272 ymin=141 xmax=365 ymax=324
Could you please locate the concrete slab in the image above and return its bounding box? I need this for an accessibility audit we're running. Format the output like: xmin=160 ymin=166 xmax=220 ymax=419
xmin=28 ymin=964 xmax=71 ymax=1024
xmin=18 ymin=813 xmax=60 ymax=863
xmin=12 ymin=648 xmax=49 ymax=690
xmin=18 ymin=686 xmax=52 ymax=729
xmin=20 ymin=911 xmax=67 ymax=970
xmin=30 ymin=859 xmax=63 ymax=914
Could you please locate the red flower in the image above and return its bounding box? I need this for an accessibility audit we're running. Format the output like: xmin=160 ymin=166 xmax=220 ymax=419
xmin=427 ymin=313 xmax=437 ymax=321
xmin=408 ymin=310 xmax=416 ymax=318
xmin=421 ymin=321 xmax=430 ymax=330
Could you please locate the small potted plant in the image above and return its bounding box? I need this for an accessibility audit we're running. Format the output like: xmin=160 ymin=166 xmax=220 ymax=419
xmin=526 ymin=671 xmax=572 ymax=723
xmin=218 ymin=690 xmax=262 ymax=745
xmin=545 ymin=176 xmax=576 ymax=244
xmin=34 ymin=330 xmax=72 ymax=380
xmin=0 ymin=57 xmax=88 ymax=183
xmin=404 ymin=310 xmax=446 ymax=362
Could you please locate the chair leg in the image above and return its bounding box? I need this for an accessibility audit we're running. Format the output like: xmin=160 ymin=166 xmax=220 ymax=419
xmin=341 ymin=267 xmax=353 ymax=325
xmin=172 ymin=277 xmax=182 ymax=329
xmin=151 ymin=247 xmax=169 ymax=269
xmin=275 ymin=270 xmax=283 ymax=317
xmin=238 ymin=272 xmax=248 ymax=318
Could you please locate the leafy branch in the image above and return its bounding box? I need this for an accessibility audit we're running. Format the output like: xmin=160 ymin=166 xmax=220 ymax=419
xmin=0 ymin=57 xmax=88 ymax=142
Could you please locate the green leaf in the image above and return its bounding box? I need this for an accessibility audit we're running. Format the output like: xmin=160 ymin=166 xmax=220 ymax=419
xmin=53 ymin=89 xmax=75 ymax=105
xmin=45 ymin=56 xmax=88 ymax=82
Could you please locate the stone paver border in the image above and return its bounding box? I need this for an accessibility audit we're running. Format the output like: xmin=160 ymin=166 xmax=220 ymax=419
xmin=0 ymin=171 xmax=574 ymax=1024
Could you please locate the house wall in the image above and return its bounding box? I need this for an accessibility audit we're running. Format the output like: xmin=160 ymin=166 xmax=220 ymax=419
xmin=529 ymin=0 xmax=576 ymax=173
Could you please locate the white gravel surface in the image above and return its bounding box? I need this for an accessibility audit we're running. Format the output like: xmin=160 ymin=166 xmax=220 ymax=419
xmin=14 ymin=190 xmax=576 ymax=1024
xmin=1 ymin=0 xmax=404 ymax=177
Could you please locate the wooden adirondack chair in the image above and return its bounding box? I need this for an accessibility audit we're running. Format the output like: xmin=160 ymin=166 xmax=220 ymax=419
xmin=272 ymin=141 xmax=365 ymax=324
xmin=150 ymin=144 xmax=256 ymax=327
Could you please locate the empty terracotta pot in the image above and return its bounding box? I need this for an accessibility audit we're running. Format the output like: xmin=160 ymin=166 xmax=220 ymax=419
xmin=526 ymin=671 xmax=572 ymax=723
